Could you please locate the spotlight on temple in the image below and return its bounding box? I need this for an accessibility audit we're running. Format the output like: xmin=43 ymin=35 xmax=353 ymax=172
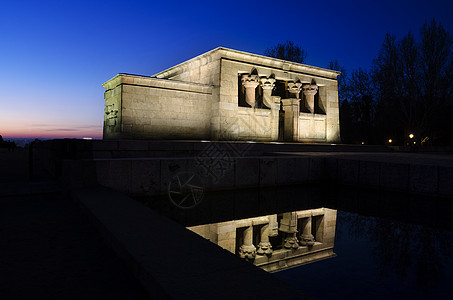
xmin=409 ymin=133 xmax=414 ymax=139
xmin=388 ymin=139 xmax=392 ymax=143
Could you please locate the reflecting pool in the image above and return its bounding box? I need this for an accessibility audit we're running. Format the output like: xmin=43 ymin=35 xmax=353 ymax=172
xmin=276 ymin=194 xmax=453 ymax=299
xmin=136 ymin=184 xmax=453 ymax=299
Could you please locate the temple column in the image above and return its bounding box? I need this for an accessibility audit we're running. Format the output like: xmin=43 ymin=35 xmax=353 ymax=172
xmin=260 ymin=76 xmax=276 ymax=109
xmin=288 ymin=81 xmax=303 ymax=99
xmin=238 ymin=225 xmax=256 ymax=260
xmin=299 ymin=216 xmax=315 ymax=246
xmin=279 ymin=212 xmax=299 ymax=250
xmin=302 ymin=84 xmax=318 ymax=114
xmin=241 ymin=74 xmax=260 ymax=108
xmin=257 ymin=214 xmax=279 ymax=256
xmin=260 ymin=76 xmax=280 ymax=140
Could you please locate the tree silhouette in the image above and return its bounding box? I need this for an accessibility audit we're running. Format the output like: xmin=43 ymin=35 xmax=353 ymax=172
xmin=264 ymin=40 xmax=307 ymax=63
xmin=341 ymin=19 xmax=453 ymax=145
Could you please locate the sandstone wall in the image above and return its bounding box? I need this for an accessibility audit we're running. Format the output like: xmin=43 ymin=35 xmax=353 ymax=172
xmin=218 ymin=50 xmax=340 ymax=142
xmin=299 ymin=113 xmax=327 ymax=142
xmin=106 ymin=48 xmax=340 ymax=142
xmin=103 ymin=74 xmax=213 ymax=140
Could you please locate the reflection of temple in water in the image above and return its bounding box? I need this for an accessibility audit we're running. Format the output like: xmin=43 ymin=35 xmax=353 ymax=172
xmin=188 ymin=208 xmax=337 ymax=272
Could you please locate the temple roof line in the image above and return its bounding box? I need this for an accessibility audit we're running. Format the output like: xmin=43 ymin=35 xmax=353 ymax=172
xmin=153 ymin=46 xmax=341 ymax=80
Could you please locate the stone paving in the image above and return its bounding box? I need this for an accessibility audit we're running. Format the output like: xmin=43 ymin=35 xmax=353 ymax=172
xmin=0 ymin=149 xmax=149 ymax=299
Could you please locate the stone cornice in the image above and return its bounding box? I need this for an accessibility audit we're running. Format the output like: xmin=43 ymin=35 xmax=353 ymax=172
xmin=152 ymin=47 xmax=341 ymax=80
xmin=103 ymin=73 xmax=213 ymax=94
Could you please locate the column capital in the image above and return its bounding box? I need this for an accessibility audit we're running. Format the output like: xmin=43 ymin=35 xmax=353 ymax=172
xmin=261 ymin=77 xmax=277 ymax=109
xmin=287 ymin=81 xmax=303 ymax=98
xmin=302 ymin=84 xmax=318 ymax=97
xmin=302 ymin=84 xmax=318 ymax=113
xmin=260 ymin=76 xmax=276 ymax=90
xmin=241 ymin=74 xmax=259 ymax=89
xmin=241 ymin=74 xmax=259 ymax=108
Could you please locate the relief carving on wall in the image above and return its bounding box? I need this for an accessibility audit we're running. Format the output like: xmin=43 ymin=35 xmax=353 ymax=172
xmin=105 ymin=103 xmax=118 ymax=126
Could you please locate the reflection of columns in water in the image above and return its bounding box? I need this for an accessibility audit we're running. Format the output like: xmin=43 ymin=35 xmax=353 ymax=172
xmin=239 ymin=225 xmax=256 ymax=260
xmin=241 ymin=74 xmax=260 ymax=108
xmin=257 ymin=215 xmax=278 ymax=256
xmin=260 ymin=76 xmax=276 ymax=108
xmin=279 ymin=212 xmax=299 ymax=249
xmin=302 ymin=84 xmax=318 ymax=113
xmin=299 ymin=217 xmax=315 ymax=246
xmin=257 ymin=224 xmax=273 ymax=255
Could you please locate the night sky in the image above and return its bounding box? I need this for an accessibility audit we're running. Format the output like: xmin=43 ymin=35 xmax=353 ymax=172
xmin=1 ymin=0 xmax=452 ymax=139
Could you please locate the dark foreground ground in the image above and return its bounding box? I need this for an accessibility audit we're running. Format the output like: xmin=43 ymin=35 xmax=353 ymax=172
xmin=0 ymin=148 xmax=149 ymax=299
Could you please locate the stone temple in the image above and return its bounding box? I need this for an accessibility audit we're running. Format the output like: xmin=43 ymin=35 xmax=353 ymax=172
xmin=103 ymin=47 xmax=341 ymax=143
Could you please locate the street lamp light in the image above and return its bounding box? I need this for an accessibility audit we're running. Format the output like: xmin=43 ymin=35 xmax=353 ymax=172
xmin=409 ymin=133 xmax=414 ymax=139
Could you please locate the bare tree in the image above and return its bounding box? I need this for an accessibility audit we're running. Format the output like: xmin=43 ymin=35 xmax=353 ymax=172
xmin=419 ymin=19 xmax=453 ymax=143
xmin=264 ymin=40 xmax=307 ymax=63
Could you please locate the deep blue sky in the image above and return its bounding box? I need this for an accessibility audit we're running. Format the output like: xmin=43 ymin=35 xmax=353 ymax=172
xmin=1 ymin=0 xmax=452 ymax=138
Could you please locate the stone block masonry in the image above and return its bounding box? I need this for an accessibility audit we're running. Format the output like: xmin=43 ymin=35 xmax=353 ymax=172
xmin=103 ymin=75 xmax=213 ymax=140
xmin=103 ymin=47 xmax=341 ymax=142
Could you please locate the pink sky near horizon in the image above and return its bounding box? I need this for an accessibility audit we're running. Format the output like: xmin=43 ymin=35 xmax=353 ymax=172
xmin=0 ymin=112 xmax=103 ymax=139
xmin=0 ymin=102 xmax=103 ymax=139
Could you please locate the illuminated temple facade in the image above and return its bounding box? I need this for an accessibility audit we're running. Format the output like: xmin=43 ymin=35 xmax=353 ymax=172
xmin=188 ymin=208 xmax=337 ymax=272
xmin=103 ymin=47 xmax=341 ymax=143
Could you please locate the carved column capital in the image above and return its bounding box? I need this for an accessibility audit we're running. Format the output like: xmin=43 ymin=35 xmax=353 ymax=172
xmin=302 ymin=84 xmax=318 ymax=113
xmin=287 ymin=81 xmax=303 ymax=98
xmin=302 ymin=84 xmax=318 ymax=97
xmin=238 ymin=225 xmax=256 ymax=260
xmin=260 ymin=76 xmax=276 ymax=90
xmin=260 ymin=76 xmax=276 ymax=108
xmin=241 ymin=74 xmax=259 ymax=108
xmin=257 ymin=224 xmax=273 ymax=256
xmin=241 ymin=74 xmax=259 ymax=88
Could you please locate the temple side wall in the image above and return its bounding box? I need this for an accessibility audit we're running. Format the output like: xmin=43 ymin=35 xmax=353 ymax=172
xmin=103 ymin=82 xmax=122 ymax=139
xmin=298 ymin=113 xmax=327 ymax=142
xmin=326 ymin=83 xmax=341 ymax=143
xmin=154 ymin=52 xmax=221 ymax=86
xmin=237 ymin=107 xmax=275 ymax=141
xmin=103 ymin=75 xmax=213 ymax=140
xmin=154 ymin=53 xmax=223 ymax=140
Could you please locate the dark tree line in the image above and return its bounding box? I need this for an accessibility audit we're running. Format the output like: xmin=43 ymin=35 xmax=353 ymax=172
xmin=266 ymin=20 xmax=453 ymax=145
xmin=338 ymin=20 xmax=453 ymax=145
